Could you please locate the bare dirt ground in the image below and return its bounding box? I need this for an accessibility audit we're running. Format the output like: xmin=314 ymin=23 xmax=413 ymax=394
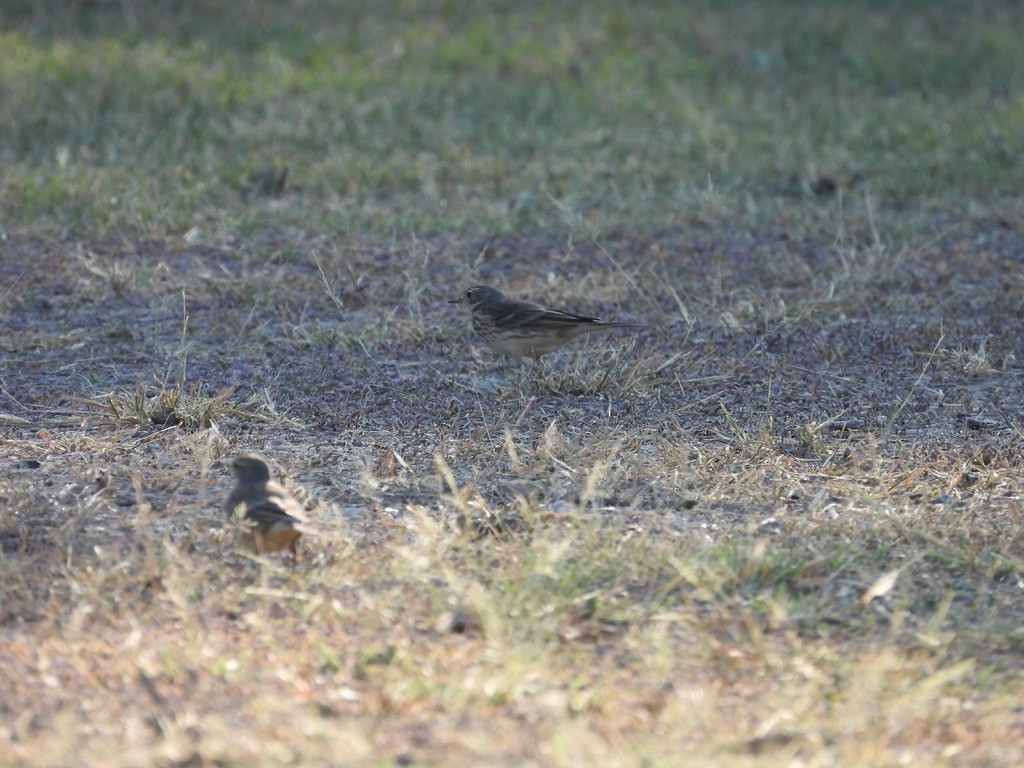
xmin=3 ymin=223 xmax=1023 ymax=566
xmin=4 ymin=224 xmax=1023 ymax=463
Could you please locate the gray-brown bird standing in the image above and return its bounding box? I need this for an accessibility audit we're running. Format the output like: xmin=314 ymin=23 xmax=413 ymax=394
xmin=225 ymin=454 xmax=310 ymax=556
xmin=448 ymin=285 xmax=639 ymax=368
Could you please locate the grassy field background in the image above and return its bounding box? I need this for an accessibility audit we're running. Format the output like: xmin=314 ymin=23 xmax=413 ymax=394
xmin=1 ymin=1 xmax=1023 ymax=765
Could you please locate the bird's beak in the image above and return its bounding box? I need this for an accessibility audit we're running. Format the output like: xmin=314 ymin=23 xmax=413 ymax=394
xmin=447 ymin=296 xmax=463 ymax=304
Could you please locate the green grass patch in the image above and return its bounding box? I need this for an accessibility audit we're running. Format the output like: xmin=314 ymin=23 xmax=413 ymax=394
xmin=2 ymin=1 xmax=1022 ymax=238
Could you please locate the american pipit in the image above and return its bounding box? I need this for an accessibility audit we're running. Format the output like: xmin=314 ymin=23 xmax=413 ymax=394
xmin=225 ymin=454 xmax=309 ymax=556
xmin=448 ymin=284 xmax=639 ymax=366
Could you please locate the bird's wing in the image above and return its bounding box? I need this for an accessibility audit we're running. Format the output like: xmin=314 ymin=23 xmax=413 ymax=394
xmin=263 ymin=482 xmax=312 ymax=524
xmin=498 ymin=299 xmax=601 ymax=329
xmin=241 ymin=500 xmax=294 ymax=524
xmin=243 ymin=501 xmax=316 ymax=541
xmin=535 ymin=307 xmax=602 ymax=327
xmin=227 ymin=482 xmax=312 ymax=527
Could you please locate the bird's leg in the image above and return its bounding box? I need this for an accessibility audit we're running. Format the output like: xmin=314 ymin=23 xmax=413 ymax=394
xmin=533 ymin=355 xmax=555 ymax=392
xmin=532 ymin=355 xmax=545 ymax=379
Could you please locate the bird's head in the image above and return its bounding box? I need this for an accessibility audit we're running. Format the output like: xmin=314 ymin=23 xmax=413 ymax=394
xmin=448 ymin=285 xmax=504 ymax=309
xmin=231 ymin=454 xmax=272 ymax=483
